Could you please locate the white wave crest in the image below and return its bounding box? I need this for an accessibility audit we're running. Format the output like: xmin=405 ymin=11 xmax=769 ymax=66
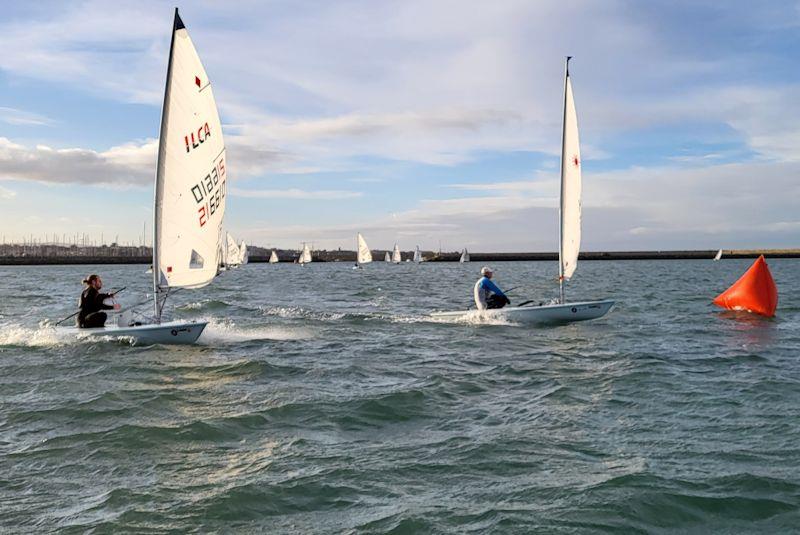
xmin=198 ymin=318 xmax=314 ymax=343
xmin=0 ymin=323 xmax=75 ymax=347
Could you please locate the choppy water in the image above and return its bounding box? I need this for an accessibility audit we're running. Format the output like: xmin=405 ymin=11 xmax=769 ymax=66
xmin=1 ymin=259 xmax=799 ymax=533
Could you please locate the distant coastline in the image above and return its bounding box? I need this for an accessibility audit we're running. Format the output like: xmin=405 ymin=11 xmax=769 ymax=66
xmin=0 ymin=249 xmax=797 ymax=265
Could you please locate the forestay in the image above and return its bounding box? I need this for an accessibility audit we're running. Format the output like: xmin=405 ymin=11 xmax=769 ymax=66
xmin=154 ymin=12 xmax=226 ymax=294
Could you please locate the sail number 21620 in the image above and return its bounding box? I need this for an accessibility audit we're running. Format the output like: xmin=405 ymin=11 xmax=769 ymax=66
xmin=191 ymin=156 xmax=226 ymax=227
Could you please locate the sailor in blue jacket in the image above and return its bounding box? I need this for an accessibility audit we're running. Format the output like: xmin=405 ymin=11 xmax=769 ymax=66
xmin=474 ymin=266 xmax=510 ymax=310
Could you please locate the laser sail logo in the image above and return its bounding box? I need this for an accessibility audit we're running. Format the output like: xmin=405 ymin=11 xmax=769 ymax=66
xmin=184 ymin=123 xmax=211 ymax=153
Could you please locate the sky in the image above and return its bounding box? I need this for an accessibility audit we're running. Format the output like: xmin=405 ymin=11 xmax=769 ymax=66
xmin=0 ymin=0 xmax=798 ymax=252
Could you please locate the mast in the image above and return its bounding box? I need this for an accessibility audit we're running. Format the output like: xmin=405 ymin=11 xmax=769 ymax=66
xmin=153 ymin=8 xmax=182 ymax=322
xmin=558 ymin=56 xmax=571 ymax=304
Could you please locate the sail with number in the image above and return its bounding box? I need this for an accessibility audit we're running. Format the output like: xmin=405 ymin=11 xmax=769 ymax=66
xmin=391 ymin=244 xmax=401 ymax=264
xmin=460 ymin=248 xmax=470 ymax=263
xmin=226 ymin=233 xmax=240 ymax=267
xmin=357 ymin=233 xmax=372 ymax=265
xmin=413 ymin=246 xmax=422 ymax=263
xmin=558 ymin=59 xmax=581 ymax=289
xmin=269 ymin=250 xmax=279 ymax=263
xmin=153 ymin=9 xmax=227 ymax=318
xmin=299 ymin=243 xmax=312 ymax=264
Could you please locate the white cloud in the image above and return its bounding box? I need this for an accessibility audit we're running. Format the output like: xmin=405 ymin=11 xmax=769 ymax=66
xmin=0 ymin=137 xmax=155 ymax=186
xmin=228 ymin=187 xmax=362 ymax=200
xmin=0 ymin=107 xmax=54 ymax=126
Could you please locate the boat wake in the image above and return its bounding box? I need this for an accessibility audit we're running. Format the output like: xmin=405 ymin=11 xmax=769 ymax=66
xmin=198 ymin=317 xmax=315 ymax=344
xmin=0 ymin=322 xmax=78 ymax=347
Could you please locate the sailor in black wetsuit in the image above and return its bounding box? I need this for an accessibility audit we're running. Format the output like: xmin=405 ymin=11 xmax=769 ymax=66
xmin=77 ymin=274 xmax=119 ymax=328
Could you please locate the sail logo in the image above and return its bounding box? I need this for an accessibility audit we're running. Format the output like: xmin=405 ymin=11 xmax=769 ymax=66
xmin=572 ymin=155 xmax=580 ymax=168
xmin=184 ymin=123 xmax=211 ymax=153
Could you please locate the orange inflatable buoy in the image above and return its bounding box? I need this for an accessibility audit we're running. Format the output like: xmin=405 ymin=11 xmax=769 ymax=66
xmin=713 ymin=255 xmax=778 ymax=317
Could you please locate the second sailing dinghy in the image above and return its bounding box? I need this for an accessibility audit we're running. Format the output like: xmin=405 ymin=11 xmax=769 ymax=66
xmin=413 ymin=246 xmax=422 ymax=263
xmin=432 ymin=58 xmax=613 ymax=325
xmin=355 ymin=233 xmax=372 ymax=269
xmin=460 ymin=248 xmax=470 ymax=263
xmin=298 ymin=243 xmax=312 ymax=265
xmin=62 ymin=10 xmax=227 ymax=344
xmin=391 ymin=244 xmax=402 ymax=264
xmin=269 ymin=250 xmax=279 ymax=263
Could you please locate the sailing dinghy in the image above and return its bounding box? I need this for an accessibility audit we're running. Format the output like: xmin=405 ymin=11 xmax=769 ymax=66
xmin=714 ymin=249 xmax=723 ymax=261
xmin=432 ymin=58 xmax=613 ymax=325
xmin=460 ymin=248 xmax=470 ymax=263
xmin=225 ymin=232 xmax=241 ymax=269
xmin=298 ymin=243 xmax=312 ymax=265
xmin=269 ymin=250 xmax=279 ymax=263
xmin=413 ymin=246 xmax=422 ymax=263
xmin=355 ymin=233 xmax=372 ymax=269
xmin=384 ymin=251 xmax=391 ymax=262
xmin=60 ymin=9 xmax=226 ymax=344
xmin=391 ymin=244 xmax=402 ymax=264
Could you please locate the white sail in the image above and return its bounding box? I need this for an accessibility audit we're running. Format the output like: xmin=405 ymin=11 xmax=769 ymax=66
xmin=299 ymin=243 xmax=312 ymax=264
xmin=391 ymin=244 xmax=401 ymax=264
xmin=239 ymin=241 xmax=248 ymax=264
xmin=714 ymin=249 xmax=723 ymax=261
xmin=460 ymin=248 xmax=470 ymax=263
xmin=357 ymin=233 xmax=372 ymax=264
xmin=384 ymin=251 xmax=391 ymax=262
xmin=154 ymin=10 xmax=226 ymax=297
xmin=269 ymin=250 xmax=279 ymax=263
xmin=559 ymin=60 xmax=581 ymax=285
xmin=226 ymin=233 xmax=240 ymax=267
xmin=413 ymin=245 xmax=422 ymax=263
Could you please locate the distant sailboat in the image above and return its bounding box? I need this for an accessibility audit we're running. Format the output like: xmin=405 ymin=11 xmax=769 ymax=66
xmin=384 ymin=251 xmax=391 ymax=262
xmin=460 ymin=248 xmax=470 ymax=263
xmin=59 ymin=9 xmax=226 ymax=343
xmin=413 ymin=245 xmax=422 ymax=263
xmin=269 ymin=250 xmax=279 ymax=263
xmin=433 ymin=57 xmax=613 ymax=324
xmin=226 ymin=232 xmax=241 ymax=268
xmin=356 ymin=233 xmax=372 ymax=268
xmin=714 ymin=249 xmax=723 ymax=261
xmin=298 ymin=242 xmax=312 ymax=265
xmin=391 ymin=244 xmax=402 ymax=264
xmin=239 ymin=240 xmax=248 ymax=265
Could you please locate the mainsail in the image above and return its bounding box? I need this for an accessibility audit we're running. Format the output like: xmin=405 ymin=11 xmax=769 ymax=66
xmin=226 ymin=233 xmax=240 ymax=267
xmin=558 ymin=57 xmax=581 ymax=301
xmin=269 ymin=250 xmax=279 ymax=263
xmin=391 ymin=244 xmax=401 ymax=264
xmin=239 ymin=240 xmax=248 ymax=264
xmin=714 ymin=249 xmax=723 ymax=261
xmin=299 ymin=243 xmax=312 ymax=264
xmin=357 ymin=233 xmax=372 ymax=264
xmin=153 ymin=9 xmax=226 ymax=319
xmin=384 ymin=251 xmax=391 ymax=262
xmin=413 ymin=246 xmax=422 ymax=263
xmin=460 ymin=248 xmax=470 ymax=263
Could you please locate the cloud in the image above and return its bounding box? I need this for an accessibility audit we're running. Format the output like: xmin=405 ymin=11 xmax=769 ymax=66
xmin=0 ymin=137 xmax=155 ymax=186
xmin=228 ymin=187 xmax=362 ymax=200
xmin=0 ymin=107 xmax=54 ymax=126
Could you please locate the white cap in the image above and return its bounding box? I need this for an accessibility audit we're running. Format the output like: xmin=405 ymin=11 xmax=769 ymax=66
xmin=480 ymin=266 xmax=493 ymax=275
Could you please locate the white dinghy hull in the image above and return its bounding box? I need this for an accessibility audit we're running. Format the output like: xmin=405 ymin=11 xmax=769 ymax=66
xmin=62 ymin=320 xmax=208 ymax=345
xmin=431 ymin=300 xmax=614 ymax=325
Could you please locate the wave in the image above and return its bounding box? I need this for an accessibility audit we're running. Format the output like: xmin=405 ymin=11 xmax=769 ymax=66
xmin=0 ymin=323 xmax=77 ymax=347
xmin=198 ymin=318 xmax=314 ymax=344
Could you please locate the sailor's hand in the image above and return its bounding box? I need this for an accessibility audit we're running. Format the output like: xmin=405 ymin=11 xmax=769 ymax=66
xmin=113 ymin=303 xmax=121 ymax=311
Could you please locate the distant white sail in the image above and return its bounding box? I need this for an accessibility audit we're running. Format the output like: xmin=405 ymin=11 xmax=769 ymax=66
xmin=226 ymin=233 xmax=240 ymax=266
xmin=391 ymin=244 xmax=401 ymax=264
xmin=559 ymin=65 xmax=581 ymax=283
xmin=714 ymin=249 xmax=723 ymax=261
xmin=413 ymin=245 xmax=422 ymax=263
xmin=154 ymin=11 xmax=226 ymax=294
xmin=357 ymin=233 xmax=372 ymax=264
xmin=460 ymin=248 xmax=470 ymax=263
xmin=299 ymin=243 xmax=312 ymax=264
xmin=384 ymin=251 xmax=391 ymax=262
xmin=239 ymin=240 xmax=248 ymax=264
xmin=269 ymin=249 xmax=279 ymax=263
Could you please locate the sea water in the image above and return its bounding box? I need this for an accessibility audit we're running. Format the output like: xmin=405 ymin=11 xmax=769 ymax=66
xmin=1 ymin=259 xmax=798 ymax=532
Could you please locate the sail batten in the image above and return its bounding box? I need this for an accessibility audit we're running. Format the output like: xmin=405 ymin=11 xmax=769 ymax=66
xmin=154 ymin=9 xmax=226 ymax=301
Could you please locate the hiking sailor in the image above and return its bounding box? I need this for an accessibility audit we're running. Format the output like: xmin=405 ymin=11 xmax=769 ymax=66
xmin=474 ymin=266 xmax=510 ymax=310
xmin=77 ymin=274 xmax=120 ymax=328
